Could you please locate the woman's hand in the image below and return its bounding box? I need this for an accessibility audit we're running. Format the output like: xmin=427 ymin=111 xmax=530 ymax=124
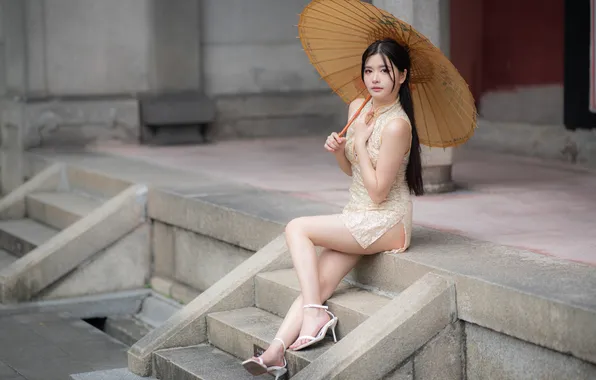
xmin=324 ymin=132 xmax=346 ymax=154
xmin=353 ymin=111 xmax=375 ymax=146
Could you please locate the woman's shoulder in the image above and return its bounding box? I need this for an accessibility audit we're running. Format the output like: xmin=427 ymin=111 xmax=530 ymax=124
xmin=348 ymin=97 xmax=369 ymax=116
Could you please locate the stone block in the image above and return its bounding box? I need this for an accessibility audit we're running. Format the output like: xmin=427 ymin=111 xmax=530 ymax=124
xmin=384 ymin=360 xmax=413 ymax=380
xmin=65 ymin=165 xmax=132 ymax=198
xmin=173 ymin=227 xmax=253 ymax=292
xmin=148 ymin=189 xmax=283 ymax=252
xmin=292 ymin=272 xmax=456 ymax=380
xmin=413 ymin=321 xmax=464 ymax=380
xmin=152 ymin=221 xmax=175 ymax=278
xmin=23 ymin=99 xmax=140 ymax=148
xmin=347 ymin=225 xmax=596 ymax=365
xmin=466 ymin=323 xmax=596 ymax=380
xmin=0 ymin=101 xmax=25 ymax=194
xmin=39 ymin=224 xmax=151 ymax=300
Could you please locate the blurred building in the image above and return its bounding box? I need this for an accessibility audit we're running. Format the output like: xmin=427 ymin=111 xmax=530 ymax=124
xmin=0 ymin=0 xmax=594 ymax=180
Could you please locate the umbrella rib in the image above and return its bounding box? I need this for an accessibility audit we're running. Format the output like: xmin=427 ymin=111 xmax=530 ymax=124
xmin=421 ymin=83 xmax=453 ymax=145
xmin=318 ymin=62 xmax=362 ymax=80
xmin=299 ymin=25 xmax=371 ymax=39
xmin=299 ymin=14 xmax=376 ymax=33
xmin=317 ymin=1 xmax=379 ymax=30
xmin=414 ymin=84 xmax=431 ymax=146
xmin=302 ymin=36 xmax=368 ymax=43
xmin=351 ymin=1 xmax=402 ymax=40
xmin=428 ymin=78 xmax=478 ymax=145
xmin=304 ymin=46 xmax=370 ymax=51
xmin=323 ymin=0 xmax=393 ymax=37
xmin=312 ymin=54 xmax=363 ymax=64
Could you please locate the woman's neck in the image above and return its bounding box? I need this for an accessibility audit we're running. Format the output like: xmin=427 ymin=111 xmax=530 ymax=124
xmin=371 ymin=94 xmax=399 ymax=110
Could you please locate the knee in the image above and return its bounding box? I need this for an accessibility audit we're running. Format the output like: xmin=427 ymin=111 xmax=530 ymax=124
xmin=285 ymin=217 xmax=307 ymax=238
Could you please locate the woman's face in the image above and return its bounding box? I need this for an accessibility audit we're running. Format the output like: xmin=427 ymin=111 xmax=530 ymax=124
xmin=363 ymin=53 xmax=406 ymax=101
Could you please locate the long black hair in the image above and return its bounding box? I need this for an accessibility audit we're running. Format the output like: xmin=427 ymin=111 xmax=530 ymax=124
xmin=361 ymin=38 xmax=424 ymax=196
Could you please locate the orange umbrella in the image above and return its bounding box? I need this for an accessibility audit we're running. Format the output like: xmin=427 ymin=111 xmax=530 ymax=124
xmin=298 ymin=0 xmax=477 ymax=148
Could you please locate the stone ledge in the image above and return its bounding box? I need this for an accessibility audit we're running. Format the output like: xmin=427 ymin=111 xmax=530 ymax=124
xmin=150 ymin=276 xmax=200 ymax=305
xmin=348 ymin=226 xmax=596 ymax=365
xmin=148 ymin=188 xmax=339 ymax=252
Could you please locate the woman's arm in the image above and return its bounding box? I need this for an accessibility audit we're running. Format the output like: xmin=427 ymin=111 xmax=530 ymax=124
xmin=334 ymin=147 xmax=353 ymax=176
xmin=354 ymin=118 xmax=411 ymax=204
xmin=327 ymin=98 xmax=367 ymax=177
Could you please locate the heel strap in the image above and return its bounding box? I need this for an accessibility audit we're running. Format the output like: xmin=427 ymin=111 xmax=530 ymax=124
xmin=303 ymin=304 xmax=328 ymax=310
xmin=273 ymin=337 xmax=286 ymax=352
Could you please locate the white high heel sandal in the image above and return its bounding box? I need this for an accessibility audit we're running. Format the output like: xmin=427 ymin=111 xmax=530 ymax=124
xmin=241 ymin=337 xmax=288 ymax=379
xmin=290 ymin=304 xmax=338 ymax=351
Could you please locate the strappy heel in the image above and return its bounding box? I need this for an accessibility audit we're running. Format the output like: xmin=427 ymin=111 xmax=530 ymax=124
xmin=290 ymin=304 xmax=338 ymax=351
xmin=241 ymin=337 xmax=287 ymax=379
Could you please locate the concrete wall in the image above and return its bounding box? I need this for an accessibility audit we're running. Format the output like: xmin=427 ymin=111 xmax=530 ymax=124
xmin=466 ymin=323 xmax=596 ymax=379
xmin=147 ymin=0 xmax=201 ymax=93
xmin=43 ymin=0 xmax=151 ymax=95
xmin=201 ymin=0 xmax=328 ymax=96
xmin=1 ymin=0 xmax=27 ymax=96
xmin=0 ymin=0 xmax=203 ymax=97
xmin=0 ymin=1 xmax=7 ymax=97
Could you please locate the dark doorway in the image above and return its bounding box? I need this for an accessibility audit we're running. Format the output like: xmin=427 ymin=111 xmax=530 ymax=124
xmin=564 ymin=0 xmax=596 ymax=129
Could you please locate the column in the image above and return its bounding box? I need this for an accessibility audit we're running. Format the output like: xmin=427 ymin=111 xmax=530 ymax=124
xmin=373 ymin=0 xmax=455 ymax=193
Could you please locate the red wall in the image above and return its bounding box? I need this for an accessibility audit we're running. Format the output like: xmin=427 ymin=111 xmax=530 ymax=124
xmin=451 ymin=0 xmax=564 ymax=100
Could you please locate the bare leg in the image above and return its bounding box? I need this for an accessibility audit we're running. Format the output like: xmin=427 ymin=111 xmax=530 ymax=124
xmin=250 ymin=248 xmax=361 ymax=366
xmin=286 ymin=214 xmax=405 ymax=348
xmin=248 ymin=213 xmax=404 ymax=365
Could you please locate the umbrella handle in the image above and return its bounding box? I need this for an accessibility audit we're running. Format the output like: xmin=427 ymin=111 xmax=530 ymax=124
xmin=338 ymin=95 xmax=372 ymax=137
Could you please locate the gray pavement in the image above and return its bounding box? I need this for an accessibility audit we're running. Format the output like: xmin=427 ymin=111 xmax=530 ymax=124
xmin=0 ymin=312 xmax=128 ymax=380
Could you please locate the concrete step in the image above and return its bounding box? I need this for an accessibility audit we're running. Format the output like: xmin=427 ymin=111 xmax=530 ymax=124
xmin=256 ymin=269 xmax=392 ymax=339
xmin=0 ymin=248 xmax=16 ymax=269
xmin=104 ymin=293 xmax=182 ymax=346
xmin=207 ymin=307 xmax=334 ymax=377
xmin=154 ymin=344 xmax=256 ymax=380
xmin=0 ymin=218 xmax=59 ymax=257
xmin=26 ymin=191 xmax=104 ymax=230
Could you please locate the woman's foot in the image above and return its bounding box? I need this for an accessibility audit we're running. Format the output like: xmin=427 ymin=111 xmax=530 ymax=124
xmin=255 ymin=345 xmax=285 ymax=368
xmin=289 ymin=306 xmax=332 ymax=350
xmin=243 ymin=338 xmax=285 ymax=372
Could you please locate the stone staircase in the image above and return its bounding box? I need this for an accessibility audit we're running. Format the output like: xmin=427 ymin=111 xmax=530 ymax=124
xmin=0 ymin=163 xmax=149 ymax=303
xmin=0 ymin=183 xmax=106 ymax=267
xmin=152 ymin=268 xmax=392 ymax=379
xmin=1 ymin=150 xmax=592 ymax=380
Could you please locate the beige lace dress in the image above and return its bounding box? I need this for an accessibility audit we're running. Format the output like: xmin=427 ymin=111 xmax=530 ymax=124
xmin=340 ymin=99 xmax=413 ymax=252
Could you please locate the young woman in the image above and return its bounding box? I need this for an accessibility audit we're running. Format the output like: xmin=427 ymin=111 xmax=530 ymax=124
xmin=242 ymin=38 xmax=424 ymax=379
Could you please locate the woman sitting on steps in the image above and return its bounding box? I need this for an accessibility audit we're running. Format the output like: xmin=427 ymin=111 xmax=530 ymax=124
xmin=242 ymin=37 xmax=425 ymax=379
